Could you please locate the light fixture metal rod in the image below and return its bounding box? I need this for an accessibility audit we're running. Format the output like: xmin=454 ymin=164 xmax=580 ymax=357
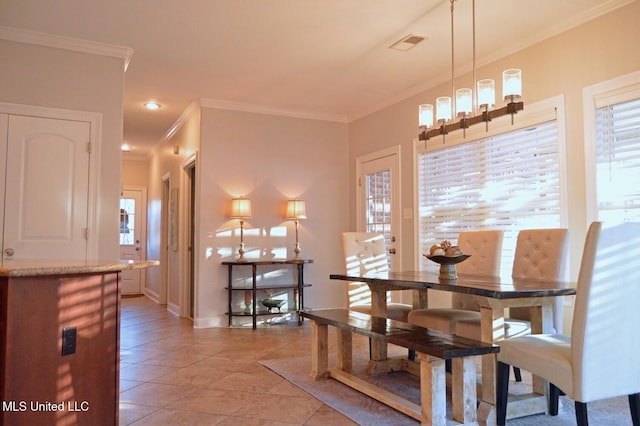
xmin=472 ymin=0 xmax=477 ymax=114
xmin=450 ymin=0 xmax=456 ymax=116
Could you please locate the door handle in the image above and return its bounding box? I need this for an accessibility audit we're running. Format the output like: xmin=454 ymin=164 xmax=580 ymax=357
xmin=389 ymin=248 xmax=396 ymax=255
xmin=135 ymin=247 xmax=140 ymax=251
xmin=4 ymin=248 xmax=14 ymax=258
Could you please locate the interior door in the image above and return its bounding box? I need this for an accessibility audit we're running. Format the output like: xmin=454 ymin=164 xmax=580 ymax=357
xmin=3 ymin=115 xmax=90 ymax=260
xmin=120 ymin=189 xmax=144 ymax=294
xmin=358 ymin=148 xmax=402 ymax=272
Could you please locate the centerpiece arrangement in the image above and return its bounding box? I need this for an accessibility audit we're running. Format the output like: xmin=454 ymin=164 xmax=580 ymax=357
xmin=424 ymin=240 xmax=470 ymax=280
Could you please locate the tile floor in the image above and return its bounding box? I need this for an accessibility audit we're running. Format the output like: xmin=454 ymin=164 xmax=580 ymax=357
xmin=119 ymin=295 xmax=357 ymax=425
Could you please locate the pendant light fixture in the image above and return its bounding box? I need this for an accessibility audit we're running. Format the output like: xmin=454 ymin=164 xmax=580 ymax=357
xmin=418 ymin=0 xmax=523 ymax=142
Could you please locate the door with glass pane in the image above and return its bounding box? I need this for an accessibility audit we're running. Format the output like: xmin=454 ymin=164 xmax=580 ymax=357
xmin=120 ymin=189 xmax=145 ymax=294
xmin=357 ymin=148 xmax=401 ymax=272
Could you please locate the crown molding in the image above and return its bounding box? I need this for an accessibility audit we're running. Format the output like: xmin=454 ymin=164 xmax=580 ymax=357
xmin=350 ymin=0 xmax=636 ymax=122
xmin=200 ymin=98 xmax=348 ymax=123
xmin=0 ymin=25 xmax=134 ymax=71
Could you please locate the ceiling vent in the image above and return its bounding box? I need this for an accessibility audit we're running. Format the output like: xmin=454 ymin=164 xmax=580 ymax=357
xmin=389 ymin=34 xmax=426 ymax=51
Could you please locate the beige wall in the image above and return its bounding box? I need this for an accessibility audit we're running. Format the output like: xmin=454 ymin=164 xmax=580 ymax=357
xmin=0 ymin=40 xmax=125 ymax=260
xmin=349 ymin=1 xmax=640 ymax=293
xmin=122 ymin=158 xmax=150 ymax=188
xmin=195 ymin=107 xmax=349 ymax=326
xmin=146 ymin=107 xmax=201 ymax=310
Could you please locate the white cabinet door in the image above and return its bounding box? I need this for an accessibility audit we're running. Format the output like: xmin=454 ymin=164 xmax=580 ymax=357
xmin=3 ymin=115 xmax=90 ymax=260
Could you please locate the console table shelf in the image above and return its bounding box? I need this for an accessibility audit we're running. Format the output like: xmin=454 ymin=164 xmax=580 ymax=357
xmin=222 ymin=259 xmax=313 ymax=328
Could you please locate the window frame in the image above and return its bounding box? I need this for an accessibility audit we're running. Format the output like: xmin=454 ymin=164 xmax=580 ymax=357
xmin=413 ymin=95 xmax=569 ymax=273
xmin=583 ymin=70 xmax=640 ymax=224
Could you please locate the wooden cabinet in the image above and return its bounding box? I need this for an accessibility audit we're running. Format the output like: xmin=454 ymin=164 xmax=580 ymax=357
xmin=0 ymin=272 xmax=120 ymax=426
xmin=223 ymin=259 xmax=312 ymax=329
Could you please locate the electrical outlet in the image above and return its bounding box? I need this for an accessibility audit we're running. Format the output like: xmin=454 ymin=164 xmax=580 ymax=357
xmin=61 ymin=327 xmax=77 ymax=356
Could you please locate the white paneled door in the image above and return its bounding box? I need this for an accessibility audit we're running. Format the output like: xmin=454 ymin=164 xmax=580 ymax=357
xmin=119 ymin=189 xmax=144 ymax=294
xmin=3 ymin=115 xmax=91 ymax=260
xmin=357 ymin=147 xmax=401 ymax=272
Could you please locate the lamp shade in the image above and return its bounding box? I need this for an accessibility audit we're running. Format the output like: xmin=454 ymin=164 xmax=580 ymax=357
xmin=418 ymin=104 xmax=434 ymax=128
xmin=502 ymin=69 xmax=522 ymax=99
xmin=285 ymin=200 xmax=307 ymax=220
xmin=455 ymin=88 xmax=473 ymax=116
xmin=436 ymin=96 xmax=452 ymax=122
xmin=477 ymin=79 xmax=495 ymax=109
xmin=230 ymin=198 xmax=252 ymax=219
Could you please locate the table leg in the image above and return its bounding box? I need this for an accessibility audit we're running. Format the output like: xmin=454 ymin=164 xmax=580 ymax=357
xmin=310 ymin=321 xmax=329 ymax=380
xmin=412 ymin=288 xmax=429 ymax=309
xmin=336 ymin=328 xmax=352 ymax=373
xmin=368 ymin=285 xmax=388 ymax=362
xmin=417 ymin=353 xmax=447 ymax=426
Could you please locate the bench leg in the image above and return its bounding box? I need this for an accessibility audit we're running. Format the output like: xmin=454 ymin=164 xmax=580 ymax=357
xmin=336 ymin=328 xmax=352 ymax=372
xmin=310 ymin=321 xmax=329 ymax=380
xmin=452 ymin=356 xmax=478 ymax=424
xmin=417 ymin=352 xmax=446 ymax=426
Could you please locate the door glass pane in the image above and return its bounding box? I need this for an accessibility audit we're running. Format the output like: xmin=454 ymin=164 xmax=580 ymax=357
xmin=120 ymin=198 xmax=136 ymax=245
xmin=366 ymin=169 xmax=391 ymax=269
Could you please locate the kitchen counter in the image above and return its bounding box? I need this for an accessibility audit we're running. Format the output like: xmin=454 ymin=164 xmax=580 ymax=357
xmin=0 ymin=258 xmax=159 ymax=425
xmin=0 ymin=258 xmax=159 ymax=277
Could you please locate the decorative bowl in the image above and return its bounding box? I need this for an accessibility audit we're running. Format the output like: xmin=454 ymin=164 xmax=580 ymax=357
xmin=423 ymin=254 xmax=471 ymax=280
xmin=260 ymin=298 xmax=287 ymax=313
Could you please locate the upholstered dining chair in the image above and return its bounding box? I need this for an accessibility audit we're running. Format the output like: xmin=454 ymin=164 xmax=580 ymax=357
xmin=407 ymin=229 xmax=504 ymax=333
xmin=341 ymin=232 xmax=412 ymax=321
xmin=454 ymin=228 xmax=568 ymax=380
xmin=496 ymin=221 xmax=640 ymax=426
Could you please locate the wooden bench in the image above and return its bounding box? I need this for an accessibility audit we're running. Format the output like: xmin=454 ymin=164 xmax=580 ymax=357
xmin=301 ymin=308 xmax=499 ymax=426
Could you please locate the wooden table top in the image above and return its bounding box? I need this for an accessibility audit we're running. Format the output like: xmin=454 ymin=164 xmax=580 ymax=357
xmin=330 ymin=270 xmax=576 ymax=299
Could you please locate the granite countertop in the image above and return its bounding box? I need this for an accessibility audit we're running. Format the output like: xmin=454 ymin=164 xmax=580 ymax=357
xmin=0 ymin=259 xmax=160 ymax=277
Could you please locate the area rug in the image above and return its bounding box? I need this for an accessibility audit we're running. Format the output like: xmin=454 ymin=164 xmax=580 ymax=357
xmin=260 ymin=354 xmax=634 ymax=426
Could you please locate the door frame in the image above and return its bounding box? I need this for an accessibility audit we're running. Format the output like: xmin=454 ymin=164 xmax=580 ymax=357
xmin=355 ymin=145 xmax=403 ymax=271
xmin=180 ymin=152 xmax=198 ymax=319
xmin=121 ymin=186 xmax=148 ymax=292
xmin=0 ymin=102 xmax=101 ymax=259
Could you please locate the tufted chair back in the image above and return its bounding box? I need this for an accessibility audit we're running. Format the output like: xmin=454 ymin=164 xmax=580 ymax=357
xmin=451 ymin=230 xmax=504 ymax=310
xmin=341 ymin=232 xmax=389 ymax=307
xmin=509 ymin=228 xmax=568 ymax=333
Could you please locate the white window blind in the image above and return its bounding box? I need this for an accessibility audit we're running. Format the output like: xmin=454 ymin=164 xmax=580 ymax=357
xmin=418 ymin=120 xmax=562 ymax=277
xmin=594 ymin=97 xmax=640 ymax=222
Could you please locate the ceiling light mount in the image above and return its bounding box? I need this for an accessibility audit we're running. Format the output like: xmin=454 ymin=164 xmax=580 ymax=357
xmin=144 ymin=101 xmax=161 ymax=110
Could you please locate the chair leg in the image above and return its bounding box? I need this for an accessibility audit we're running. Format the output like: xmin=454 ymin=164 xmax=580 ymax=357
xmin=496 ymin=361 xmax=510 ymax=426
xmin=630 ymin=393 xmax=640 ymax=426
xmin=513 ymin=366 xmax=522 ymax=382
xmin=549 ymin=383 xmax=561 ymax=415
xmin=575 ymin=401 xmax=588 ymax=426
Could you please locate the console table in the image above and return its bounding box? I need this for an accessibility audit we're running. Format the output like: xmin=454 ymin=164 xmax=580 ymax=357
xmin=223 ymin=259 xmax=313 ymax=328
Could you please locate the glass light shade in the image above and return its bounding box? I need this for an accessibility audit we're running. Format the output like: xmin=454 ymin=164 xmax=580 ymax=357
xmin=230 ymin=198 xmax=252 ymax=219
xmin=418 ymin=104 xmax=434 ymax=128
xmin=455 ymin=88 xmax=473 ymax=116
xmin=436 ymin=96 xmax=452 ymax=122
xmin=503 ymin=69 xmax=522 ymax=99
xmin=477 ymin=79 xmax=495 ymax=108
xmin=285 ymin=200 xmax=307 ymax=220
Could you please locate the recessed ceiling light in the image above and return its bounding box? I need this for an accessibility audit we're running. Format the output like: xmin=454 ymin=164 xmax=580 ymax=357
xmin=144 ymin=102 xmax=161 ymax=110
xmin=389 ymin=34 xmax=426 ymax=51
xmin=121 ymin=143 xmax=132 ymax=152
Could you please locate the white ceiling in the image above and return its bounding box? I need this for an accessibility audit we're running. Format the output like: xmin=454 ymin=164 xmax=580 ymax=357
xmin=0 ymin=0 xmax=628 ymax=156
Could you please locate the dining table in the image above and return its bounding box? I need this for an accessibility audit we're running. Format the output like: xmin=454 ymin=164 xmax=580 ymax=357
xmin=329 ymin=269 xmax=576 ymax=425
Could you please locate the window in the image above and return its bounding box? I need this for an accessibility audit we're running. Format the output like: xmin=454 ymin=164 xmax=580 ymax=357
xmin=416 ymin=96 xmax=566 ymax=276
xmin=584 ymin=71 xmax=640 ymax=223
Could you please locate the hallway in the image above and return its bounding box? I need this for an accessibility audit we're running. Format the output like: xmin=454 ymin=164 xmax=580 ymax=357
xmin=119 ymin=296 xmax=356 ymax=425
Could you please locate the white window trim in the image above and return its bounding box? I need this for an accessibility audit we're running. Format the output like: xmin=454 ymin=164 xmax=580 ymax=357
xmin=583 ymin=70 xmax=640 ymax=224
xmin=413 ymin=94 xmax=569 ymax=268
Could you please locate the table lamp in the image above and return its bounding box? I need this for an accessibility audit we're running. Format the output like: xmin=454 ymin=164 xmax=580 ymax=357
xmin=230 ymin=197 xmax=252 ymax=261
xmin=285 ymin=200 xmax=307 ymax=258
